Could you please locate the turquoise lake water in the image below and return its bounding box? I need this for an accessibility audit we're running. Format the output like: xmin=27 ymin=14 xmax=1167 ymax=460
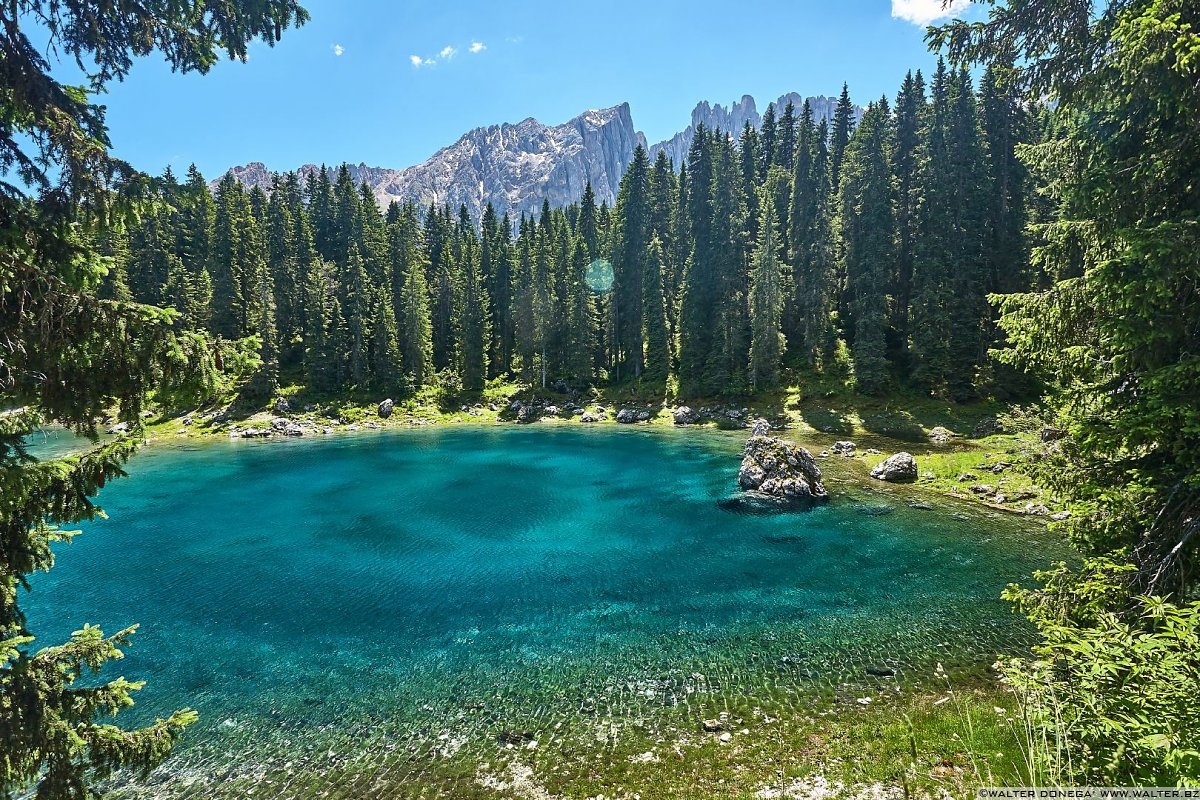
xmin=24 ymin=426 xmax=1063 ymax=796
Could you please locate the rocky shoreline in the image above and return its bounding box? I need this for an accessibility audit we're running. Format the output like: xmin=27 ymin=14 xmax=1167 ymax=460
xmin=134 ymin=395 xmax=1065 ymax=521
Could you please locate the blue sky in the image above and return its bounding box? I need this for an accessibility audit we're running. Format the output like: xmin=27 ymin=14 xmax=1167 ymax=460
xmin=67 ymin=0 xmax=977 ymax=179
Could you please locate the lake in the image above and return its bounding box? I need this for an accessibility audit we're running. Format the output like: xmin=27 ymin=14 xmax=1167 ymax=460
xmin=25 ymin=426 xmax=1063 ymax=797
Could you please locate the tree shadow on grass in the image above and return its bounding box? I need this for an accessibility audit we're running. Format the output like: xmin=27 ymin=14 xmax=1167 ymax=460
xmin=801 ymin=406 xmax=855 ymax=435
xmin=861 ymin=409 xmax=927 ymax=442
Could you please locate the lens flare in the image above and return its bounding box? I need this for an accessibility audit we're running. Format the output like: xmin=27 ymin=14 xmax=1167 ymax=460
xmin=585 ymin=259 xmax=614 ymax=293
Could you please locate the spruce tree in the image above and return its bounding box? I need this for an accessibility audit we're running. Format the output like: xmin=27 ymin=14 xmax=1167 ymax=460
xmin=944 ymin=68 xmax=991 ymax=400
xmin=759 ymin=103 xmax=778 ymax=181
xmin=748 ymin=182 xmax=786 ymax=389
xmin=459 ymin=229 xmax=491 ymax=390
xmin=830 ymin=83 xmax=856 ymax=193
xmin=642 ymin=236 xmax=671 ymax=382
xmin=370 ymin=286 xmax=404 ymax=393
xmin=911 ymin=59 xmax=955 ymax=392
xmin=565 ymin=236 xmax=597 ymax=384
xmin=707 ymin=132 xmax=750 ymax=395
xmin=676 ymin=125 xmax=717 ymax=395
xmin=837 ymin=101 xmax=894 ymax=395
xmin=395 ymin=231 xmax=434 ymax=389
xmin=610 ymin=145 xmax=651 ymax=379
xmin=776 ymin=100 xmax=797 ymax=172
xmin=890 ymin=70 xmax=926 ymax=368
xmin=343 ymin=247 xmax=372 ymax=388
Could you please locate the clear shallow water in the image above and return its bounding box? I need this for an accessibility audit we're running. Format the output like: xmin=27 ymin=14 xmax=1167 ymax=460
xmin=25 ymin=427 xmax=1064 ymax=797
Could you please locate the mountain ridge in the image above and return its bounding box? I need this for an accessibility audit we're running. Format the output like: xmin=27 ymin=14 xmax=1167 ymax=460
xmin=216 ymin=92 xmax=864 ymax=220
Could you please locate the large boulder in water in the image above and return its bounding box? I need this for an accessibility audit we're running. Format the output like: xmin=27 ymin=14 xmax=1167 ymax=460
xmin=737 ymin=433 xmax=828 ymax=502
xmin=870 ymin=452 xmax=918 ymax=482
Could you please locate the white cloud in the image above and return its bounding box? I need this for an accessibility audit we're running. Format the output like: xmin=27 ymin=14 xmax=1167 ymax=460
xmin=439 ymin=45 xmax=458 ymax=59
xmin=469 ymin=41 xmax=486 ymax=53
xmin=332 ymin=43 xmax=344 ymax=56
xmin=410 ymin=54 xmax=436 ymax=67
xmin=891 ymin=0 xmax=969 ymax=25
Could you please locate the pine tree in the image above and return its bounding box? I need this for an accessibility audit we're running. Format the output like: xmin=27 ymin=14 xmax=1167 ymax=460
xmin=513 ymin=216 xmax=540 ymax=382
xmin=676 ymin=125 xmax=717 ymax=395
xmin=303 ymin=257 xmax=335 ymax=392
xmin=395 ymin=227 xmax=433 ymax=389
xmin=610 ymin=144 xmax=651 ymax=379
xmin=911 ymin=59 xmax=955 ymax=392
xmin=739 ymin=122 xmax=762 ymax=249
xmin=565 ymin=236 xmax=597 ymax=384
xmin=459 ymin=228 xmax=491 ymax=390
xmin=776 ymin=100 xmax=797 ymax=172
xmin=707 ymin=132 xmax=750 ymax=394
xmin=748 ymin=182 xmax=786 ymax=389
xmin=830 ymin=83 xmax=856 ymax=193
xmin=370 ymin=285 xmax=403 ymax=393
xmin=210 ymin=175 xmax=252 ymax=338
xmin=759 ymin=103 xmax=778 ymax=182
xmin=429 ymin=223 xmax=461 ymax=373
xmin=944 ymin=68 xmax=991 ymax=400
xmin=308 ymin=166 xmax=336 ymax=261
xmin=890 ymin=70 xmax=926 ymax=368
xmin=642 ymin=236 xmax=671 ymax=382
xmin=837 ymin=101 xmax=894 ymax=395
xmin=265 ymin=176 xmax=300 ymax=361
xmin=343 ymin=247 xmax=372 ymax=388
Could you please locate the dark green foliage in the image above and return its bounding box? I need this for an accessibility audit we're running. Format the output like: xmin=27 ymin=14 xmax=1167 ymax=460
xmin=748 ymin=182 xmax=785 ymax=389
xmin=837 ymin=101 xmax=894 ymax=395
xmin=0 ymin=2 xmax=306 ymax=796
xmin=889 ymin=71 xmax=925 ymax=367
xmin=1001 ymin=560 xmax=1200 ymax=785
xmin=787 ymin=109 xmax=834 ymax=367
xmin=99 ymin=73 xmax=1046 ymax=417
xmin=642 ymin=237 xmax=671 ymax=382
xmin=610 ymin=145 xmax=651 ymax=379
xmin=930 ymin=0 xmax=1200 ymax=785
xmin=830 ymin=83 xmax=856 ymax=193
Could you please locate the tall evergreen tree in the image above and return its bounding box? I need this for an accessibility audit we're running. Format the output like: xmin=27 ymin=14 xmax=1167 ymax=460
xmin=748 ymin=182 xmax=786 ymax=389
xmin=642 ymin=236 xmax=671 ymax=382
xmin=609 ymin=145 xmax=652 ymax=379
xmin=776 ymin=100 xmax=797 ymax=172
xmin=564 ymin=236 xmax=597 ymax=383
xmin=837 ymin=101 xmax=895 ymax=395
xmin=459 ymin=228 xmax=491 ymax=390
xmin=830 ymin=83 xmax=856 ymax=193
xmin=370 ymin=285 xmax=403 ymax=393
xmin=677 ymin=125 xmax=718 ymax=394
xmin=890 ymin=70 xmax=926 ymax=367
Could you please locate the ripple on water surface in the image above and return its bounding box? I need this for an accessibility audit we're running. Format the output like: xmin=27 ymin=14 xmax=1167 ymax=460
xmin=25 ymin=426 xmax=1065 ymax=797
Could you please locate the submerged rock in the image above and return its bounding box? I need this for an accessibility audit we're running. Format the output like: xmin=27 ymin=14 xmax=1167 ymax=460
xmin=737 ymin=433 xmax=828 ymax=502
xmin=870 ymin=452 xmax=918 ymax=482
xmin=377 ymin=398 xmax=395 ymax=419
xmin=672 ymin=406 xmax=700 ymax=425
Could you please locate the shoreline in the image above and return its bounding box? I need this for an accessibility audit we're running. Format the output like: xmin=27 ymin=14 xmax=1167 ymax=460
xmin=136 ymin=396 xmax=1068 ymax=523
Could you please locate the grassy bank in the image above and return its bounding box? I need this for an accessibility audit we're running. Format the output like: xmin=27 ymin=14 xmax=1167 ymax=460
xmin=144 ymin=368 xmax=1064 ymax=521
